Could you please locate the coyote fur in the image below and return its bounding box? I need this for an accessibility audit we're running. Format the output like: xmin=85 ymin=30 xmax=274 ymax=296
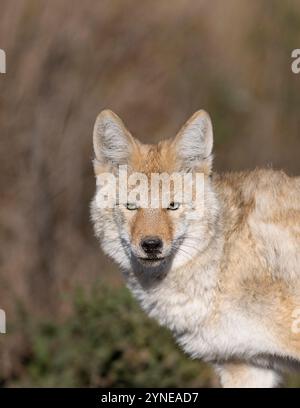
xmin=91 ymin=109 xmax=300 ymax=387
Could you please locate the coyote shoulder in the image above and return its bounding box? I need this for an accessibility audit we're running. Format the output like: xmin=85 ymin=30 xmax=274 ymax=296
xmin=91 ymin=109 xmax=300 ymax=387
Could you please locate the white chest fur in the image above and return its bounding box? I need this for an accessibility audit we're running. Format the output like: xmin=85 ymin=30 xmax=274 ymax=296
xmin=127 ymin=270 xmax=281 ymax=364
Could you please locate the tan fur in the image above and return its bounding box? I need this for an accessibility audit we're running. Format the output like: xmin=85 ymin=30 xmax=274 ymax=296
xmin=130 ymin=209 xmax=173 ymax=248
xmin=215 ymin=170 xmax=300 ymax=359
xmin=91 ymin=110 xmax=300 ymax=388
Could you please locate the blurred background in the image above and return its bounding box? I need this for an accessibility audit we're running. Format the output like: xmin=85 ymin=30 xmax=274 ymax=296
xmin=0 ymin=0 xmax=300 ymax=387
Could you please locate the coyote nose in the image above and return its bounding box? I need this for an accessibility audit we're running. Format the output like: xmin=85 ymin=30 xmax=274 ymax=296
xmin=141 ymin=236 xmax=163 ymax=254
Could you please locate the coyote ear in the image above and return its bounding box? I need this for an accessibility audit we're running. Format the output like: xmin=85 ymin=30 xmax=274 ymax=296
xmin=93 ymin=110 xmax=136 ymax=168
xmin=173 ymin=110 xmax=213 ymax=173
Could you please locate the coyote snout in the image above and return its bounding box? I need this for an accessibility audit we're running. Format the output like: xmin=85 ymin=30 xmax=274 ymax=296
xmin=136 ymin=234 xmax=169 ymax=268
xmin=138 ymin=237 xmax=165 ymax=266
xmin=129 ymin=207 xmax=174 ymax=268
xmin=91 ymin=108 xmax=300 ymax=388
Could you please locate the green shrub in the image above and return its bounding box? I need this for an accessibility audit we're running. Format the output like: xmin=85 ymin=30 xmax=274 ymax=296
xmin=17 ymin=283 xmax=213 ymax=387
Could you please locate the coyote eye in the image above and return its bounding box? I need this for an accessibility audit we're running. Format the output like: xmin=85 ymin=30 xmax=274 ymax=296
xmin=126 ymin=203 xmax=138 ymax=210
xmin=167 ymin=202 xmax=180 ymax=210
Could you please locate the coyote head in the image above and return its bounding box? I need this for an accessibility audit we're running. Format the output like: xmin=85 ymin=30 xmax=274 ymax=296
xmin=91 ymin=109 xmax=219 ymax=278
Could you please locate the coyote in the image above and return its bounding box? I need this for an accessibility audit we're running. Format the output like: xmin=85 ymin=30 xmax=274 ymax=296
xmin=91 ymin=109 xmax=300 ymax=388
